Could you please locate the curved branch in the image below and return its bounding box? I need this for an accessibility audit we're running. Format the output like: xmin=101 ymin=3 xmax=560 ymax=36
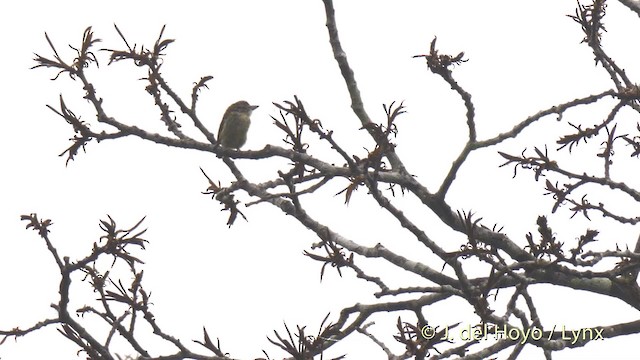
xmin=618 ymin=0 xmax=640 ymax=17
xmin=321 ymin=0 xmax=408 ymax=174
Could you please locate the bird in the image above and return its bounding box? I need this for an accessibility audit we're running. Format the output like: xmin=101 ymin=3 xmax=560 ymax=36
xmin=217 ymin=100 xmax=259 ymax=149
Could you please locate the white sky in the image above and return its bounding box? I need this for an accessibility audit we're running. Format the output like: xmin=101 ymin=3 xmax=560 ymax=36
xmin=1 ymin=1 xmax=640 ymax=359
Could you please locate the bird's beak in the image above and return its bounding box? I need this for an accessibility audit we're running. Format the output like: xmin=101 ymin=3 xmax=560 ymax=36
xmin=250 ymin=105 xmax=259 ymax=110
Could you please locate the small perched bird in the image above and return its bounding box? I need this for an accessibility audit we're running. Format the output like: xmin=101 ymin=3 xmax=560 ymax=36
xmin=217 ymin=100 xmax=259 ymax=149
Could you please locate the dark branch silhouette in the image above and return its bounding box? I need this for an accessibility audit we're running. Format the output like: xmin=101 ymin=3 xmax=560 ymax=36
xmin=5 ymin=0 xmax=640 ymax=359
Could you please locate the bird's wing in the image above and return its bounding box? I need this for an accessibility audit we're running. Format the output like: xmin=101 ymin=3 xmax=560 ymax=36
xmin=218 ymin=108 xmax=232 ymax=137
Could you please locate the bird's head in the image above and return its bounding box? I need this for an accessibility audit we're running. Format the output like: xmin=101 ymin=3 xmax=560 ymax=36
xmin=228 ymin=100 xmax=259 ymax=114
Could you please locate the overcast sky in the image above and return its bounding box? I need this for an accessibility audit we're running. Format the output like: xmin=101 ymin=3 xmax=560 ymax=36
xmin=2 ymin=1 xmax=640 ymax=359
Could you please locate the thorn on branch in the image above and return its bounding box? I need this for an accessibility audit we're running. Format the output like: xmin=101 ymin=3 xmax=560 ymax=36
xmin=498 ymin=146 xmax=558 ymax=181
xmin=393 ymin=317 xmax=455 ymax=358
xmin=335 ymin=175 xmax=365 ymax=204
xmin=191 ymin=75 xmax=214 ymax=111
xmin=98 ymin=215 xmax=148 ymax=268
xmin=449 ymin=210 xmax=494 ymax=260
xmin=569 ymin=229 xmax=599 ymax=260
xmin=412 ymin=37 xmax=467 ymax=76
xmin=32 ymin=27 xmax=100 ymax=80
xmin=351 ymin=101 xmax=404 ymax=173
xmin=200 ymin=167 xmax=247 ymax=227
xmin=524 ymin=216 xmax=564 ymax=260
xmin=272 ymin=97 xmax=313 ymax=154
xmin=568 ymin=0 xmax=607 ymax=49
xmin=267 ymin=318 xmax=343 ymax=360
xmin=193 ymin=327 xmax=227 ymax=357
xmin=304 ymin=240 xmax=353 ymax=281
xmin=21 ymin=213 xmax=53 ymax=238
xmin=107 ymin=24 xmax=174 ymax=68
